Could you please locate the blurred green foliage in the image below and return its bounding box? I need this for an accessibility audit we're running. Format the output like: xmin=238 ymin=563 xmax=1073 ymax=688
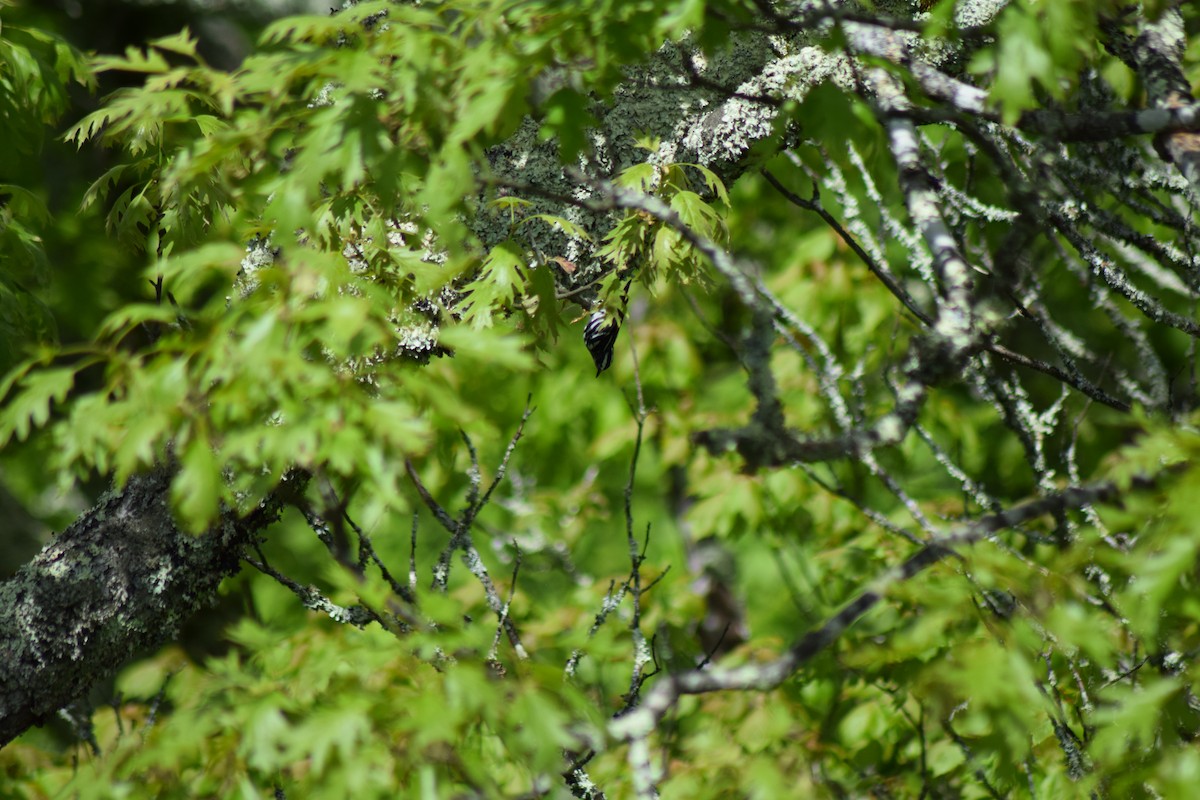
xmin=3 ymin=0 xmax=1200 ymax=798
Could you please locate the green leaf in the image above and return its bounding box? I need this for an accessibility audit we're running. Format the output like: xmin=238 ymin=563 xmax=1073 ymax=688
xmin=524 ymin=214 xmax=592 ymax=242
xmin=1091 ymin=679 xmax=1183 ymax=764
xmin=260 ymin=15 xmax=347 ymax=46
xmin=670 ymin=190 xmax=724 ymax=241
xmin=96 ymin=304 xmax=180 ymax=341
xmin=538 ymin=88 xmax=597 ymax=160
xmin=173 ymin=433 xmax=222 ymax=533
xmin=460 ymin=240 xmax=526 ymax=328
xmin=148 ymin=28 xmax=200 ymax=60
xmin=436 ymin=324 xmax=533 ymax=371
xmin=93 ymin=45 xmax=172 ymax=75
xmin=678 ymin=162 xmax=730 ymax=205
xmin=616 ymin=162 xmax=657 ymax=192
xmin=0 ymin=365 xmax=75 ymax=444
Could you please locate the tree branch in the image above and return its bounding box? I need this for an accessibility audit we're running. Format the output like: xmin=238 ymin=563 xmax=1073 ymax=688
xmin=0 ymin=467 xmax=305 ymax=746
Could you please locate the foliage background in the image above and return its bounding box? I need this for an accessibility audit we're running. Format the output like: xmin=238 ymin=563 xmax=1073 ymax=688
xmin=2 ymin=0 xmax=1200 ymax=798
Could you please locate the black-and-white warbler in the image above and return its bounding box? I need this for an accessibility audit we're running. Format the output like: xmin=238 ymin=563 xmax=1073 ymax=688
xmin=582 ymin=276 xmax=634 ymax=376
xmin=583 ymin=307 xmax=622 ymax=376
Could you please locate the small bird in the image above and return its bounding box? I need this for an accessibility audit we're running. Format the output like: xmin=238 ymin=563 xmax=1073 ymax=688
xmin=583 ymin=307 xmax=622 ymax=375
xmin=582 ymin=276 xmax=634 ymax=376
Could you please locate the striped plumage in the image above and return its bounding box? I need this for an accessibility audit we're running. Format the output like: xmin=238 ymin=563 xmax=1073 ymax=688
xmin=583 ymin=308 xmax=622 ymax=375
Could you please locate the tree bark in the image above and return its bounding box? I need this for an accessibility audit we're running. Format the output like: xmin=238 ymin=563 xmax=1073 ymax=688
xmin=0 ymin=467 xmax=297 ymax=747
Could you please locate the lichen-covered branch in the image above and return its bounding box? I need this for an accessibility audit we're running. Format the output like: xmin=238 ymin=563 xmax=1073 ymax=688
xmin=0 ymin=467 xmax=304 ymax=747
